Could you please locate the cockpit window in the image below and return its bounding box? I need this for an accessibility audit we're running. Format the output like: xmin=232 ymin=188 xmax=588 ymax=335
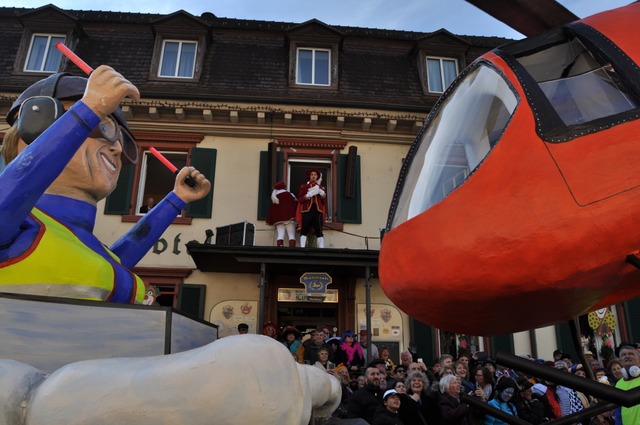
xmin=389 ymin=63 xmax=518 ymax=230
xmin=496 ymin=25 xmax=640 ymax=141
xmin=516 ymin=36 xmax=636 ymax=126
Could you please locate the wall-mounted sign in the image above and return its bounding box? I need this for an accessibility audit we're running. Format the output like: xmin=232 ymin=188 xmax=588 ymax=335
xmin=278 ymin=288 xmax=338 ymax=303
xmin=300 ymin=272 xmax=332 ymax=294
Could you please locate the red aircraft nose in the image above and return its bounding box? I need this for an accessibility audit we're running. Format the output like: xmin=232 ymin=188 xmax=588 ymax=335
xmin=380 ymin=106 xmax=640 ymax=336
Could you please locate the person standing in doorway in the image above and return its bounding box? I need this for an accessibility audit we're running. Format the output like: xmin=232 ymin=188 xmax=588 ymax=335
xmin=297 ymin=168 xmax=326 ymax=248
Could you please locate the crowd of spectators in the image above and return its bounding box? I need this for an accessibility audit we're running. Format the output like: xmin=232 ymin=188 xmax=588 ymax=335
xmin=244 ymin=323 xmax=639 ymax=425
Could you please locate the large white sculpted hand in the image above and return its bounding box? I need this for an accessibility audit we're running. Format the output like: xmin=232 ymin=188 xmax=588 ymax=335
xmin=0 ymin=335 xmax=341 ymax=425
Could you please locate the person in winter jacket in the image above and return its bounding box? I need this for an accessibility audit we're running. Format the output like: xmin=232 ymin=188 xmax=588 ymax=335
xmin=483 ymin=377 xmax=519 ymax=425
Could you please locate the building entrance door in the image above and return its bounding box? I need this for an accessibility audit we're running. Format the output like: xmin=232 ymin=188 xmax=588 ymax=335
xmin=277 ymin=303 xmax=338 ymax=335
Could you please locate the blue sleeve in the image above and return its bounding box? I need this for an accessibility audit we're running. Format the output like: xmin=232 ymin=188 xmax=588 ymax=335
xmin=556 ymin=386 xmax=571 ymax=416
xmin=484 ymin=399 xmax=499 ymax=425
xmin=0 ymin=102 xmax=100 ymax=247
xmin=614 ymin=406 xmax=622 ymax=425
xmin=110 ymin=191 xmax=186 ymax=268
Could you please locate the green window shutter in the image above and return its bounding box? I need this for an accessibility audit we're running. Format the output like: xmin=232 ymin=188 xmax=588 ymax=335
xmin=257 ymin=149 xmax=284 ymax=220
xmin=337 ymin=153 xmax=362 ymax=223
xmin=554 ymin=322 xmax=576 ymax=360
xmin=186 ymin=148 xmax=216 ymax=218
xmin=412 ymin=318 xmax=437 ymax=366
xmin=104 ymin=164 xmax=134 ymax=214
xmin=490 ymin=334 xmax=515 ymax=357
xmin=178 ymin=284 xmax=205 ymax=320
xmin=625 ymin=297 xmax=640 ymax=344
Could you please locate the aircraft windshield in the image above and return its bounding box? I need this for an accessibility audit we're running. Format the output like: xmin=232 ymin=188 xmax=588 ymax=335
xmin=515 ymin=36 xmax=637 ymax=127
xmin=390 ymin=64 xmax=518 ymax=229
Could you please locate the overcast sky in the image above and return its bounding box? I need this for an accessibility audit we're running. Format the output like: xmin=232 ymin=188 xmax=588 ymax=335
xmin=0 ymin=0 xmax=634 ymax=39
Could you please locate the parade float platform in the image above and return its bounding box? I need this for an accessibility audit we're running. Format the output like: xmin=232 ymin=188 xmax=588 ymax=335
xmin=0 ymin=292 xmax=218 ymax=373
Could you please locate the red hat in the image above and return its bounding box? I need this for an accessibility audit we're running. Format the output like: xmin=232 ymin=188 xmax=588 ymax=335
xmin=306 ymin=168 xmax=321 ymax=178
xmin=273 ymin=181 xmax=286 ymax=190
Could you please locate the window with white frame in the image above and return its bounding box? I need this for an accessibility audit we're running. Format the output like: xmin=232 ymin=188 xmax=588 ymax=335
xmin=296 ymin=48 xmax=331 ymax=86
xmin=136 ymin=150 xmax=188 ymax=215
xmin=426 ymin=57 xmax=458 ymax=93
xmin=24 ymin=34 xmax=66 ymax=73
xmin=158 ymin=40 xmax=197 ymax=78
xmin=104 ymin=134 xmax=216 ymax=221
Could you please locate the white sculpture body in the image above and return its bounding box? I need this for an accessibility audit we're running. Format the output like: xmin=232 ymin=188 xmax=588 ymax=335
xmin=0 ymin=335 xmax=341 ymax=425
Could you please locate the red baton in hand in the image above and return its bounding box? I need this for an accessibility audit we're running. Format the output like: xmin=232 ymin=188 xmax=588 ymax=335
xmin=149 ymin=147 xmax=196 ymax=188
xmin=55 ymin=42 xmax=93 ymax=75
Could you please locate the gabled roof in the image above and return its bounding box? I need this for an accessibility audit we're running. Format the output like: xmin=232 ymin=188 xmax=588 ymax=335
xmin=286 ymin=18 xmax=345 ymax=36
xmin=18 ymin=3 xmax=78 ymax=24
xmin=416 ymin=29 xmax=471 ymax=46
xmin=151 ymin=9 xmax=209 ymax=29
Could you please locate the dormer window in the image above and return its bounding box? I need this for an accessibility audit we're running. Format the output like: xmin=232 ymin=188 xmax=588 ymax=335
xmin=149 ymin=11 xmax=209 ymax=83
xmin=286 ymin=20 xmax=341 ymax=90
xmin=25 ymin=33 xmax=66 ymax=73
xmin=415 ymin=31 xmax=468 ymax=96
xmin=159 ymin=40 xmax=197 ymax=78
xmin=426 ymin=56 xmax=458 ymax=93
xmin=296 ymin=48 xmax=331 ymax=86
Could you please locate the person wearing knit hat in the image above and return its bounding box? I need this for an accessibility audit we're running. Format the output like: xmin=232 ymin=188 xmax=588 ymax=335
xmin=266 ymin=181 xmax=298 ymax=247
xmin=296 ymin=168 xmax=327 ymax=248
xmin=554 ymin=360 xmax=569 ymax=371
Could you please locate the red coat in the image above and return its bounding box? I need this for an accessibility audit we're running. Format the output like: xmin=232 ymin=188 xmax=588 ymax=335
xmin=296 ymin=182 xmax=327 ymax=226
xmin=266 ymin=190 xmax=298 ymax=225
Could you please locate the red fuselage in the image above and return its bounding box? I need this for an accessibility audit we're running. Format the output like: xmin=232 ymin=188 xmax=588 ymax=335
xmin=380 ymin=3 xmax=640 ymax=336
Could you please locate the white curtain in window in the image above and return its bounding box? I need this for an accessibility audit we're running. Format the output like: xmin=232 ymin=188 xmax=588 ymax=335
xmin=427 ymin=58 xmax=443 ymax=92
xmin=297 ymin=49 xmax=313 ymax=84
xmin=442 ymin=60 xmax=458 ymax=90
xmin=160 ymin=42 xmax=179 ymax=76
xmin=43 ymin=36 xmax=65 ymax=72
xmin=26 ymin=36 xmax=48 ymax=71
xmin=177 ymin=43 xmax=196 ymax=77
xmin=314 ymin=50 xmax=330 ymax=85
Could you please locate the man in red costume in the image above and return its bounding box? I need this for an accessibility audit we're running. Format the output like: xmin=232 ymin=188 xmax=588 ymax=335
xmin=297 ymin=168 xmax=327 ymax=248
xmin=266 ymin=181 xmax=298 ymax=247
